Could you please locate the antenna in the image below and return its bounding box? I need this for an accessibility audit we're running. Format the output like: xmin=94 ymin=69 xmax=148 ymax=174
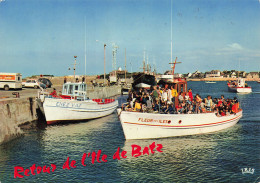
xmin=112 ymin=43 xmax=119 ymax=71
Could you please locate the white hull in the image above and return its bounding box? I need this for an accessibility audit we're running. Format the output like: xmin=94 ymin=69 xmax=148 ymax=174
xmin=43 ymin=98 xmax=118 ymax=125
xmin=134 ymin=83 xmax=151 ymax=89
xmin=228 ymin=86 xmax=252 ymax=93
xmin=158 ymin=75 xmax=174 ymax=83
xmin=205 ymin=81 xmax=216 ymax=83
xmin=119 ymin=110 xmax=242 ymax=139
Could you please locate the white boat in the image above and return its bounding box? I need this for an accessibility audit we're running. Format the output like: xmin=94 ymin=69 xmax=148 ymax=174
xmin=43 ymin=82 xmax=118 ymax=125
xmin=205 ymin=81 xmax=216 ymax=83
xmin=118 ymin=109 xmax=242 ymax=140
xmin=118 ymin=74 xmax=242 ymax=140
xmin=157 ymin=74 xmax=174 ymax=83
xmin=227 ymin=78 xmax=252 ymax=93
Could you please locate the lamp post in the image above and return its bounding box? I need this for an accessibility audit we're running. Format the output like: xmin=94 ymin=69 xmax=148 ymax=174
xmin=96 ymin=40 xmax=107 ymax=86
xmin=73 ymin=56 xmax=77 ymax=82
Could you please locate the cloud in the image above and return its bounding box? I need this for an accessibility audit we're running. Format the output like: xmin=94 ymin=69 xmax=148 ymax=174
xmin=226 ymin=43 xmax=243 ymax=50
xmin=215 ymin=43 xmax=244 ymax=55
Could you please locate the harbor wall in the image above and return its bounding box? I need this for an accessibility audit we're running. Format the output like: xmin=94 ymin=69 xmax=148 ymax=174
xmin=0 ymin=97 xmax=37 ymax=145
xmin=87 ymin=86 xmax=122 ymax=99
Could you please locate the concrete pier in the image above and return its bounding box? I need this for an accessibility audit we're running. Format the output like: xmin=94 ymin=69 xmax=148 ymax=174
xmin=0 ymin=97 xmax=37 ymax=144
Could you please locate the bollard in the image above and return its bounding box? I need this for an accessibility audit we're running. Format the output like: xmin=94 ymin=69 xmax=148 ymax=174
xmin=12 ymin=92 xmax=20 ymax=98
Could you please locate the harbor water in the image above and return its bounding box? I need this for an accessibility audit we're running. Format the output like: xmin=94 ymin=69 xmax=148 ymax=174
xmin=0 ymin=81 xmax=259 ymax=183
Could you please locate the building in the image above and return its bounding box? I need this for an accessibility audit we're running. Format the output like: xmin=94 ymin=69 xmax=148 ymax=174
xmin=246 ymin=72 xmax=259 ymax=79
xmin=205 ymin=70 xmax=222 ymax=78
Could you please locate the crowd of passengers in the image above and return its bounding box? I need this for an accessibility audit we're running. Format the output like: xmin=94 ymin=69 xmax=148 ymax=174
xmin=122 ymin=85 xmax=240 ymax=116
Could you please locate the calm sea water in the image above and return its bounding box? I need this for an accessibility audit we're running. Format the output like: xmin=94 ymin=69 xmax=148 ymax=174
xmin=0 ymin=81 xmax=259 ymax=183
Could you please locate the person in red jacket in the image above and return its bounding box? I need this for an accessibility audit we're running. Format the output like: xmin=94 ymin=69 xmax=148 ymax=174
xmin=188 ymin=88 xmax=193 ymax=101
xmin=50 ymin=88 xmax=57 ymax=98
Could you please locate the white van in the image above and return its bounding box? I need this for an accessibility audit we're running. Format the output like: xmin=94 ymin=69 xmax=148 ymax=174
xmin=0 ymin=73 xmax=22 ymax=90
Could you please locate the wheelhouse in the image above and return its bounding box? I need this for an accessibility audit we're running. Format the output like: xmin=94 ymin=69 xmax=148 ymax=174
xmin=62 ymin=83 xmax=87 ymax=99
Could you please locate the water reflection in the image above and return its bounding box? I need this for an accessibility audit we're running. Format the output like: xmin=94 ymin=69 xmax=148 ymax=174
xmin=117 ymin=124 xmax=245 ymax=182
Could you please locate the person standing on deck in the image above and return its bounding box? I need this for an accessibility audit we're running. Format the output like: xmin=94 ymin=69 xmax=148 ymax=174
xmin=171 ymin=86 xmax=178 ymax=103
xmin=188 ymin=88 xmax=193 ymax=101
xmin=151 ymin=86 xmax=159 ymax=104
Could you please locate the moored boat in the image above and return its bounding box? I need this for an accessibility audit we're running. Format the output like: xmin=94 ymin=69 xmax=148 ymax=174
xmin=132 ymin=73 xmax=156 ymax=90
xmin=205 ymin=81 xmax=216 ymax=84
xmin=227 ymin=78 xmax=252 ymax=93
xmin=43 ymin=82 xmax=118 ymax=125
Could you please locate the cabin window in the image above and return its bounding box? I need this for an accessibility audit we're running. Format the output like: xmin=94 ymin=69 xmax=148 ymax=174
xmin=64 ymin=85 xmax=68 ymax=94
xmin=18 ymin=77 xmax=21 ymax=81
xmin=68 ymin=85 xmax=74 ymax=94
xmin=75 ymin=85 xmax=78 ymax=91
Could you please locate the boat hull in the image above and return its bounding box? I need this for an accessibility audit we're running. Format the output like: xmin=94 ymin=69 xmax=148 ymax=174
xmin=132 ymin=73 xmax=156 ymax=89
xmin=228 ymin=86 xmax=252 ymax=93
xmin=134 ymin=83 xmax=151 ymax=89
xmin=119 ymin=110 xmax=242 ymax=139
xmin=43 ymin=98 xmax=118 ymax=125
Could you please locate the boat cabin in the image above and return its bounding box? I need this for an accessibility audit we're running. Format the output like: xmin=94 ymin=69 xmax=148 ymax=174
xmin=160 ymin=78 xmax=187 ymax=106
xmin=62 ymin=82 xmax=87 ymax=100
xmin=237 ymin=78 xmax=246 ymax=87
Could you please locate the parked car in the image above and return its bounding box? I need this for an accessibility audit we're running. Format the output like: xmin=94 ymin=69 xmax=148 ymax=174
xmin=22 ymin=79 xmax=40 ymax=89
xmin=38 ymin=78 xmax=52 ymax=88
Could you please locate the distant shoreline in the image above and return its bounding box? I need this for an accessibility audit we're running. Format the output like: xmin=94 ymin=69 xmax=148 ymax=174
xmin=187 ymin=78 xmax=259 ymax=81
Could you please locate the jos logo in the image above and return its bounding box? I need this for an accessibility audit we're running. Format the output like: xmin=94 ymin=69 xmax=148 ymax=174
xmin=241 ymin=167 xmax=255 ymax=175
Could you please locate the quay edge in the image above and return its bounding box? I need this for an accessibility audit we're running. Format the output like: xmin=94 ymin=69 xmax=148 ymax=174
xmin=0 ymin=97 xmax=37 ymax=145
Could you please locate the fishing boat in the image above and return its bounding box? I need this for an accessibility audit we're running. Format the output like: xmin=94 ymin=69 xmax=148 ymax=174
xmin=227 ymin=78 xmax=252 ymax=93
xmin=43 ymin=82 xmax=118 ymax=125
xmin=157 ymin=57 xmax=182 ymax=85
xmin=132 ymin=73 xmax=156 ymax=89
xmin=132 ymin=52 xmax=156 ymax=90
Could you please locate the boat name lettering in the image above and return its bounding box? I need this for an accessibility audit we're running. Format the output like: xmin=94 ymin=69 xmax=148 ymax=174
xmin=138 ymin=118 xmax=169 ymax=123
xmin=56 ymin=102 xmax=81 ymax=108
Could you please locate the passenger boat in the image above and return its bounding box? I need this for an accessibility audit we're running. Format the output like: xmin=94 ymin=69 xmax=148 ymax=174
xmin=43 ymin=82 xmax=118 ymax=125
xmin=227 ymin=78 xmax=252 ymax=93
xmin=118 ymin=71 xmax=242 ymax=140
xmin=118 ymin=109 xmax=242 ymax=140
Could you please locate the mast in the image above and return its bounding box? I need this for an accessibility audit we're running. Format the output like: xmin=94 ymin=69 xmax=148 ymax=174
xmin=169 ymin=1 xmax=181 ymax=77
xmin=125 ymin=48 xmax=127 ymax=84
xmin=84 ymin=16 xmax=87 ymax=82
xmin=143 ymin=50 xmax=146 ymax=73
xmin=171 ymin=0 xmax=173 ymax=63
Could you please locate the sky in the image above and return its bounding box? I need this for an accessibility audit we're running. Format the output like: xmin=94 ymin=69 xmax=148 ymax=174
xmin=0 ymin=0 xmax=260 ymax=77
